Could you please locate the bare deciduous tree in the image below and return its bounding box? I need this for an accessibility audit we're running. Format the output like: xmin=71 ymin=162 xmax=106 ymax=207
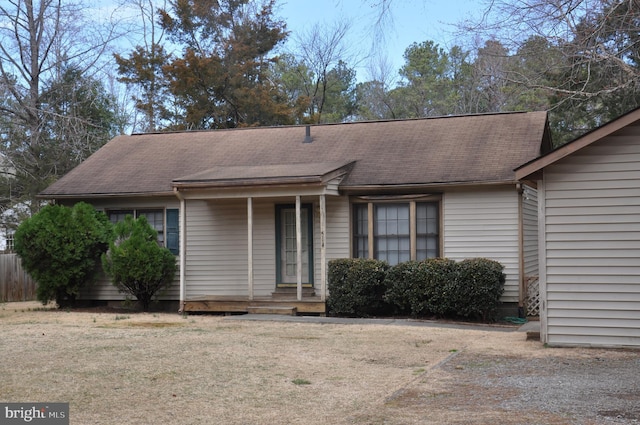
xmin=291 ymin=20 xmax=358 ymax=123
xmin=466 ymin=1 xmax=640 ymax=117
xmin=114 ymin=0 xmax=173 ymax=132
xmin=0 ymin=0 xmax=125 ymax=217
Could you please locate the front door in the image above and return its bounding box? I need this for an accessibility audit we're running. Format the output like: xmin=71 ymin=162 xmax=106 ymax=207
xmin=276 ymin=204 xmax=313 ymax=286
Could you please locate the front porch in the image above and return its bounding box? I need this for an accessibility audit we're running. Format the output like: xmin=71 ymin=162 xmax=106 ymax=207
xmin=183 ymin=294 xmax=326 ymax=315
xmin=172 ymin=163 xmax=356 ymax=316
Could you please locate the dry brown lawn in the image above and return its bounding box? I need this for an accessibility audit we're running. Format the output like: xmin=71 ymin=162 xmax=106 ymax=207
xmin=1 ymin=301 xmax=637 ymax=424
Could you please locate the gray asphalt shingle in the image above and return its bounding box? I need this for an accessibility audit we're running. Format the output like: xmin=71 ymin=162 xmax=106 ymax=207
xmin=40 ymin=111 xmax=549 ymax=197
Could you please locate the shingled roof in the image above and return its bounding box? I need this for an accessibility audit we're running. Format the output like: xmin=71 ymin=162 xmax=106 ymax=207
xmin=40 ymin=111 xmax=550 ymax=198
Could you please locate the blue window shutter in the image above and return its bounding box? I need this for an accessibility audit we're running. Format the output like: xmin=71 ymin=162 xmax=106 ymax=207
xmin=166 ymin=209 xmax=179 ymax=255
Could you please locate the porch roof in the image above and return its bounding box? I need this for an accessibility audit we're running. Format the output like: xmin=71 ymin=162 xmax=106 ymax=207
xmin=172 ymin=161 xmax=354 ymax=189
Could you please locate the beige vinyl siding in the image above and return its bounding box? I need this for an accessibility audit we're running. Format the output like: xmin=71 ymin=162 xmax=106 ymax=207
xmin=79 ymin=197 xmax=181 ymax=301
xmin=80 ymin=274 xmax=126 ymax=300
xmin=542 ymin=129 xmax=640 ymax=347
xmin=251 ymin=199 xmax=277 ymax=296
xmin=185 ymin=199 xmax=249 ymax=298
xmin=313 ymin=196 xmax=350 ymax=285
xmin=443 ymin=187 xmax=520 ymax=302
xmin=184 ymin=196 xmax=350 ymax=298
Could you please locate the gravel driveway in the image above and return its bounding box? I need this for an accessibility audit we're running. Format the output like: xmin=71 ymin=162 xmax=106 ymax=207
xmin=232 ymin=314 xmax=640 ymax=424
xmin=384 ymin=349 xmax=640 ymax=424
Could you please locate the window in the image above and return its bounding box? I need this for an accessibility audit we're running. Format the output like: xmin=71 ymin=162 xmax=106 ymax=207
xmin=416 ymin=202 xmax=439 ymax=260
xmin=275 ymin=204 xmax=313 ymax=285
xmin=138 ymin=210 xmax=165 ymax=246
xmin=5 ymin=232 xmax=14 ymax=253
xmin=375 ymin=204 xmax=410 ymax=265
xmin=353 ymin=199 xmax=439 ymax=265
xmin=107 ymin=208 xmax=179 ymax=255
xmin=353 ymin=204 xmax=368 ymax=258
xmin=108 ymin=210 xmax=133 ymax=225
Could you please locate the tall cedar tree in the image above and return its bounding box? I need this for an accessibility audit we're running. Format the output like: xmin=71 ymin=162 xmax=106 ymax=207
xmin=158 ymin=0 xmax=292 ymax=129
xmin=114 ymin=44 xmax=173 ymax=132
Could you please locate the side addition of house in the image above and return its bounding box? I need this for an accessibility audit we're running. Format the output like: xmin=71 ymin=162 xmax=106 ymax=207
xmin=517 ymin=107 xmax=640 ymax=348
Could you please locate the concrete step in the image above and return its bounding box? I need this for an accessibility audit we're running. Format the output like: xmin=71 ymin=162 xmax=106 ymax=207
xmin=271 ymin=287 xmax=316 ymax=299
xmin=247 ymin=306 xmax=297 ymax=316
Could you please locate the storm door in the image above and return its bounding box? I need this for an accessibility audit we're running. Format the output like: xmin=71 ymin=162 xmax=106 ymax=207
xmin=276 ymin=204 xmax=314 ymax=286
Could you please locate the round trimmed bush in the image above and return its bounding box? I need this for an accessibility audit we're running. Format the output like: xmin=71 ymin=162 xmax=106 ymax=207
xmin=327 ymin=258 xmax=390 ymax=317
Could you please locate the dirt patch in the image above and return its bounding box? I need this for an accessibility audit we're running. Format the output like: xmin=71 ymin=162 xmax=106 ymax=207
xmin=104 ymin=321 xmax=186 ymax=328
xmin=1 ymin=301 xmax=638 ymax=424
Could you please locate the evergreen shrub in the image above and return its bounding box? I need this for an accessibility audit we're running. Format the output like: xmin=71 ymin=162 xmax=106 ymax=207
xmin=102 ymin=215 xmax=177 ymax=311
xmin=449 ymin=258 xmax=505 ymax=321
xmin=385 ymin=258 xmax=458 ymax=317
xmin=329 ymin=257 xmax=506 ymax=322
xmin=14 ymin=202 xmax=112 ymax=307
xmin=327 ymin=258 xmax=390 ymax=317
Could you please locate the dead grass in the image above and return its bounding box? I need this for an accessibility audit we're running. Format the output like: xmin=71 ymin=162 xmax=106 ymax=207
xmin=0 ymin=301 xmax=637 ymax=424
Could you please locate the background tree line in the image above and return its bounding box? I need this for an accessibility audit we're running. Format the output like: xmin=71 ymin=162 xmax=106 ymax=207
xmin=1 ymin=0 xmax=639 ymax=233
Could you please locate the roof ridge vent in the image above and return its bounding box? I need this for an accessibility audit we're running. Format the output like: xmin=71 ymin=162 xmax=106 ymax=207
xmin=303 ymin=125 xmax=313 ymax=143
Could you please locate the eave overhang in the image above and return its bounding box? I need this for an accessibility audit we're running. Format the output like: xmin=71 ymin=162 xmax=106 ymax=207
xmin=37 ymin=191 xmax=176 ymax=200
xmin=340 ymin=179 xmax=518 ymax=195
xmin=515 ymin=107 xmax=640 ymax=181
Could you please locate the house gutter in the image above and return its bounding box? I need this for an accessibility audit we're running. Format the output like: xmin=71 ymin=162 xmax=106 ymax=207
xmin=36 ymin=191 xmax=176 ymax=200
xmin=340 ymin=180 xmax=518 ymax=194
xmin=173 ymin=188 xmax=187 ymax=313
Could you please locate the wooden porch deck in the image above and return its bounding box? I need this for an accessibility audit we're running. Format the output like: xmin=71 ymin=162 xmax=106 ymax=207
xmin=182 ymin=295 xmax=326 ymax=315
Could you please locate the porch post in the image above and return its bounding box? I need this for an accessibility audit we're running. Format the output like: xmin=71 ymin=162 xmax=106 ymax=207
xmin=178 ymin=194 xmax=186 ymax=312
xmin=247 ymin=197 xmax=254 ymax=301
xmin=320 ymin=194 xmax=327 ymax=302
xmin=296 ymin=195 xmax=302 ymax=301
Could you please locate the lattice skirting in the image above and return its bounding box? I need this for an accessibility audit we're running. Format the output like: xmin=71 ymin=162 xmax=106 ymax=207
xmin=525 ymin=275 xmax=540 ymax=317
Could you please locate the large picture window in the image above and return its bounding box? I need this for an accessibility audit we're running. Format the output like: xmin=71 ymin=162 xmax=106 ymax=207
xmin=353 ymin=199 xmax=439 ymax=265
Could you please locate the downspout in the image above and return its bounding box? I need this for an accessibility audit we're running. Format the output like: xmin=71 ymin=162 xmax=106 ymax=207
xmin=537 ymin=176 xmax=548 ymax=344
xmin=517 ymin=183 xmax=525 ymax=318
xmin=174 ymin=188 xmax=186 ymax=313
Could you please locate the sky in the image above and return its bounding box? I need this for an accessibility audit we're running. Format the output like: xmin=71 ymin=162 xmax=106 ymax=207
xmin=278 ymin=0 xmax=482 ymax=81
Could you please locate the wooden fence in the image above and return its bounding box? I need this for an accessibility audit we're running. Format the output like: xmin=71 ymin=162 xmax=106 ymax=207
xmin=0 ymin=253 xmax=36 ymax=302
